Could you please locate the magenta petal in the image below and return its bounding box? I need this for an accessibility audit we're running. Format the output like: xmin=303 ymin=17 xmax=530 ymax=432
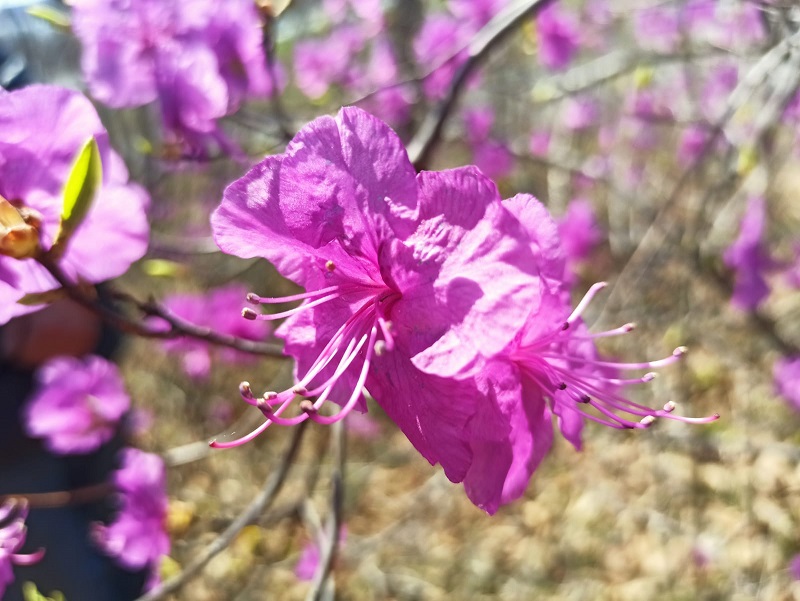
xmin=397 ymin=168 xmax=539 ymax=378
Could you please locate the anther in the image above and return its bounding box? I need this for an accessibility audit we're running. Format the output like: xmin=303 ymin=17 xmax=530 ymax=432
xmin=325 ymin=260 xmax=336 ymax=272
xmin=561 ymin=322 xmax=570 ymax=331
xmin=239 ymin=382 xmax=254 ymax=400
xmin=264 ymin=391 xmax=278 ymax=401
xmin=246 ymin=292 xmax=261 ymax=305
xmin=256 ymin=398 xmax=273 ymax=413
xmin=374 ymin=340 xmax=386 ymax=356
xmin=674 ymin=346 xmax=689 ymax=357
xmin=558 ymin=382 xmax=568 ymax=390
xmin=624 ymin=323 xmax=636 ymax=332
xmin=642 ymin=372 xmax=657 ymax=382
xmin=299 ymin=400 xmax=316 ymax=413
xmin=242 ymin=308 xmax=258 ymax=320
xmin=292 ymin=385 xmax=307 ymax=395
xmin=579 ymin=394 xmax=591 ymax=404
xmin=640 ymin=415 xmax=656 ymax=427
xmin=663 ymin=401 xmax=676 ymax=413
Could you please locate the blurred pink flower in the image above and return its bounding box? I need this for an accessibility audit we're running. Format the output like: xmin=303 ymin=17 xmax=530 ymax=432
xmin=774 ymin=356 xmax=800 ymax=411
xmin=557 ymin=198 xmax=603 ymax=266
xmin=536 ymin=4 xmax=580 ymax=71
xmin=0 ymin=85 xmax=150 ymax=326
xmin=94 ymin=448 xmax=169 ymax=591
xmin=23 ymin=355 xmax=130 ymax=455
xmin=161 ymin=284 xmax=271 ymax=380
xmin=72 ymin=0 xmax=272 ymax=152
xmin=295 ymin=527 xmax=346 ymax=581
xmin=0 ymin=500 xmax=44 ymax=599
xmin=723 ymin=197 xmax=774 ymax=311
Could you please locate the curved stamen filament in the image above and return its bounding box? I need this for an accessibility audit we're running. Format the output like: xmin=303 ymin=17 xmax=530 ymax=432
xmin=536 ymin=346 xmax=686 ymax=371
xmin=244 ymin=292 xmax=342 ymax=321
xmin=566 ymin=281 xmax=607 ymax=325
xmin=247 ymin=284 xmax=344 ymax=305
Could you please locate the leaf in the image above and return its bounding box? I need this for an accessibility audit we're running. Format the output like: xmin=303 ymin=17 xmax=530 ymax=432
xmin=26 ymin=5 xmax=71 ymax=29
xmin=50 ymin=137 xmax=102 ymax=258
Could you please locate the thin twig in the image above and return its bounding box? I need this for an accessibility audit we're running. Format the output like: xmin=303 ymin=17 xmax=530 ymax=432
xmin=37 ymin=256 xmax=286 ymax=358
xmin=306 ymin=419 xmax=346 ymax=601
xmin=0 ymin=482 xmax=112 ymax=509
xmin=135 ymin=421 xmax=308 ymax=601
xmin=407 ymin=0 xmax=556 ymax=169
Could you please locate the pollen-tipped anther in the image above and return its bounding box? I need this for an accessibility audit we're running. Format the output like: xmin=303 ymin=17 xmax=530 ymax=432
xmin=325 ymin=260 xmax=336 ymax=272
xmin=239 ymin=381 xmax=254 ymax=400
xmin=663 ymin=401 xmax=676 ymax=413
xmin=292 ymin=385 xmax=307 ymax=395
xmin=624 ymin=322 xmax=636 ymax=332
xmin=298 ymin=400 xmax=316 ymax=413
xmin=558 ymin=382 xmax=568 ymax=390
xmin=264 ymin=391 xmax=278 ymax=401
xmin=374 ymin=340 xmax=386 ymax=356
xmin=642 ymin=372 xmax=657 ymax=382
xmin=246 ymin=292 xmax=261 ymax=305
xmin=640 ymin=415 xmax=656 ymax=427
xmin=242 ymin=307 xmax=258 ymax=320
xmin=674 ymin=346 xmax=688 ymax=357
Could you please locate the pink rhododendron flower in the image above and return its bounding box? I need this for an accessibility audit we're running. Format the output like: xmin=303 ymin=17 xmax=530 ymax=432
xmin=790 ymin=553 xmax=800 ymax=581
xmin=557 ymin=198 xmax=603 ymax=277
xmin=94 ymin=448 xmax=169 ymax=591
xmin=634 ymin=5 xmax=680 ymax=53
xmin=211 ymin=107 xmax=541 ymax=483
xmin=528 ymin=130 xmax=551 ymax=156
xmin=455 ymin=198 xmax=718 ymax=513
xmin=414 ymin=14 xmax=469 ymax=99
xmin=723 ymin=197 xmax=773 ymax=311
xmin=160 ymin=284 xmax=270 ymax=380
xmin=464 ymin=107 xmax=514 ymax=179
xmin=71 ymin=0 xmax=272 ymax=153
xmin=561 ymin=97 xmax=597 ymax=131
xmin=0 ymin=500 xmax=44 ymax=599
xmin=448 ymin=0 xmax=508 ymax=30
xmin=678 ymin=125 xmax=710 ymax=167
xmin=23 ymin=355 xmax=130 ymax=455
xmin=293 ymin=25 xmax=366 ymax=100
xmin=536 ymin=4 xmax=580 ymax=71
xmin=294 ymin=527 xmax=346 ymax=581
xmin=0 ymin=85 xmax=149 ymax=326
xmin=774 ymin=356 xmax=800 ymax=411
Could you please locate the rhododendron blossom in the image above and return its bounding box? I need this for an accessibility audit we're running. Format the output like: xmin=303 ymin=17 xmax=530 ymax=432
xmin=94 ymin=449 xmax=169 ymax=591
xmin=71 ymin=0 xmax=273 ymax=152
xmin=723 ymin=196 xmax=773 ymax=311
xmin=160 ymin=284 xmax=270 ymax=379
xmin=456 ymin=197 xmax=719 ymax=513
xmin=0 ymin=85 xmax=149 ymax=325
xmin=23 ymin=355 xmax=131 ymax=455
xmin=211 ymin=107 xmax=541 ymax=474
xmin=0 ymin=500 xmax=44 ymax=599
xmin=774 ymin=356 xmax=800 ymax=411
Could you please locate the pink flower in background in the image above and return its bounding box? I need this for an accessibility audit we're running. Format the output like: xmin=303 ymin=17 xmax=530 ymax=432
xmin=634 ymin=5 xmax=680 ymax=53
xmin=448 ymin=0 xmax=508 ymax=30
xmin=790 ymin=553 xmax=800 ymax=581
xmin=293 ymin=25 xmax=366 ymax=99
xmin=464 ymin=107 xmax=514 ymax=180
xmin=0 ymin=85 xmax=149 ymax=326
xmin=23 ymin=355 xmax=130 ymax=455
xmin=71 ymin=0 xmax=272 ymax=152
xmin=536 ymin=4 xmax=580 ymax=71
xmin=678 ymin=125 xmax=710 ymax=167
xmin=94 ymin=449 xmax=169 ymax=591
xmin=161 ymin=284 xmax=270 ymax=379
xmin=414 ymin=14 xmax=469 ymax=99
xmin=211 ymin=107 xmax=541 ymax=482
xmin=557 ymin=198 xmax=603 ymax=275
xmin=723 ymin=197 xmax=773 ymax=311
xmin=561 ymin=97 xmax=597 ymax=131
xmin=0 ymin=500 xmax=44 ymax=599
xmin=529 ymin=130 xmax=551 ymax=156
xmin=294 ymin=527 xmax=347 ymax=581
xmin=774 ymin=356 xmax=800 ymax=411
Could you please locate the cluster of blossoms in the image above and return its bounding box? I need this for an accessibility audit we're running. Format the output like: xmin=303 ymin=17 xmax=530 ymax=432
xmin=23 ymin=355 xmax=131 ymax=455
xmin=93 ymin=449 xmax=170 ymax=591
xmin=0 ymin=85 xmax=149 ymax=325
xmin=212 ymin=107 xmax=717 ymax=513
xmin=0 ymin=500 xmax=44 ymax=598
xmin=158 ymin=283 xmax=271 ymax=380
xmin=70 ymin=0 xmax=274 ymax=154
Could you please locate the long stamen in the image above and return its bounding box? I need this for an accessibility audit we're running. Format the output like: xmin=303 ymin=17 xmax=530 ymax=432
xmin=566 ymin=281 xmax=607 ymax=325
xmin=246 ymin=284 xmax=343 ymax=305
xmin=242 ymin=292 xmax=342 ymax=321
xmin=567 ymin=322 xmax=636 ymax=340
xmin=538 ymin=346 xmax=687 ymax=371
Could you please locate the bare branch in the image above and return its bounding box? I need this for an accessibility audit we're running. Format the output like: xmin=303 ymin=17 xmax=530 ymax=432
xmin=135 ymin=421 xmax=308 ymax=601
xmin=407 ymin=0 xmax=556 ymax=169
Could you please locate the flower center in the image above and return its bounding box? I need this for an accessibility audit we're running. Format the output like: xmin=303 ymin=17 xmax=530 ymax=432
xmin=211 ymin=278 xmax=400 ymax=448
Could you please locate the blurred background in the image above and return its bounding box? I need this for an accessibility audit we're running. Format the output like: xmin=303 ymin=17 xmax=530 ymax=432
xmin=2 ymin=0 xmax=800 ymax=599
